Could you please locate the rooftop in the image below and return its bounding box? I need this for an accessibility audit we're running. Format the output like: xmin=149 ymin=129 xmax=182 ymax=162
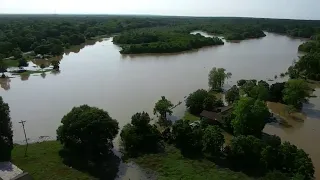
xmin=217 ymin=106 xmax=233 ymax=113
xmin=0 ymin=162 xmax=23 ymax=180
xmin=200 ymin=110 xmax=222 ymax=122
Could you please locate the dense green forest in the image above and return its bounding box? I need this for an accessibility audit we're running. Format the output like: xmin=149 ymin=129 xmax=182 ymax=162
xmin=289 ymin=33 xmax=320 ymax=80
xmin=1 ymin=15 xmax=320 ymax=57
xmin=0 ymin=15 xmax=189 ymax=58
xmin=113 ymin=32 xmax=224 ymax=54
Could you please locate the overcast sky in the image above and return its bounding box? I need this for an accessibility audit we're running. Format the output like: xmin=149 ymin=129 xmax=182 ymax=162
xmin=0 ymin=0 xmax=319 ymax=20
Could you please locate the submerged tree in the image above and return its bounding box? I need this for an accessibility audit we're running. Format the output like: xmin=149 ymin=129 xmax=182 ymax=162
xmin=282 ymin=79 xmax=310 ymax=109
xmin=0 ymin=96 xmax=13 ymax=161
xmin=153 ymin=96 xmax=173 ymax=121
xmin=208 ymin=67 xmax=232 ymax=91
xmin=18 ymin=58 xmax=28 ymax=67
xmin=51 ymin=60 xmax=60 ymax=70
xmin=249 ymin=84 xmax=270 ymax=101
xmin=40 ymin=64 xmax=46 ymax=71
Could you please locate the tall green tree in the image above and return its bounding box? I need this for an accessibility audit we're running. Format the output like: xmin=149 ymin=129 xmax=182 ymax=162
xmin=226 ymin=85 xmax=240 ymax=104
xmin=279 ymin=142 xmax=314 ymax=179
xmin=232 ymin=97 xmax=269 ymax=137
xmin=202 ymin=126 xmax=225 ymax=156
xmin=153 ymin=96 xmax=173 ymax=121
xmin=240 ymin=80 xmax=256 ymax=95
xmin=120 ymin=112 xmax=161 ymax=157
xmin=0 ymin=96 xmax=13 ymax=161
xmin=172 ymin=120 xmax=203 ymax=154
xmin=57 ymin=105 xmax=119 ymax=161
xmin=249 ymin=84 xmax=269 ymax=101
xmin=269 ymin=82 xmax=285 ymax=102
xmin=261 ymin=135 xmax=282 ymax=171
xmin=186 ymin=89 xmax=218 ymax=114
xmin=226 ymin=135 xmax=263 ymax=170
xmin=208 ymin=67 xmax=232 ymax=91
xmin=186 ymin=89 xmax=209 ymax=114
xmin=282 ymin=79 xmax=310 ymax=109
xmin=258 ymin=80 xmax=270 ymax=90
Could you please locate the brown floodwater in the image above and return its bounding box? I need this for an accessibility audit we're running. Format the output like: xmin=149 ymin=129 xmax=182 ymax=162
xmin=2 ymin=31 xmax=319 ymax=178
xmin=264 ymin=89 xmax=320 ymax=179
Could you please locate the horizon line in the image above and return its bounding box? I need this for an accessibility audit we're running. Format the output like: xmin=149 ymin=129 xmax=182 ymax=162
xmin=0 ymin=13 xmax=319 ymax=21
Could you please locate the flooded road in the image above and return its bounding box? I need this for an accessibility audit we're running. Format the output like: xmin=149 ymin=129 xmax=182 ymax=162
xmin=2 ymin=32 xmax=318 ymax=178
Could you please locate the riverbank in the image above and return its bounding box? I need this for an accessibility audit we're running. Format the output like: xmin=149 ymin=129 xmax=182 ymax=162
xmin=12 ymin=141 xmax=93 ymax=180
xmin=133 ymin=145 xmax=251 ymax=180
xmin=2 ymin=35 xmax=107 ymax=69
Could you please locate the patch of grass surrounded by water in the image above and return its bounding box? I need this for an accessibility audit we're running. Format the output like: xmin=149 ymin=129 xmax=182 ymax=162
xmin=133 ymin=145 xmax=252 ymax=180
xmin=12 ymin=141 xmax=93 ymax=180
xmin=267 ymin=102 xmax=306 ymax=124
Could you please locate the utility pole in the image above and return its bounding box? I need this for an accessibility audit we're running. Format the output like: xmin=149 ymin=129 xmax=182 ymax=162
xmin=19 ymin=120 xmax=28 ymax=157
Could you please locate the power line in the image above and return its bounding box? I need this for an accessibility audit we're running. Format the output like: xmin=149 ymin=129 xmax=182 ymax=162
xmin=19 ymin=120 xmax=28 ymax=157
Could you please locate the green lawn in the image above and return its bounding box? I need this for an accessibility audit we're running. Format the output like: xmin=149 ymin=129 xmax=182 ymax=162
xmin=134 ymin=145 xmax=252 ymax=180
xmin=183 ymin=111 xmax=200 ymax=122
xmin=12 ymin=141 xmax=94 ymax=180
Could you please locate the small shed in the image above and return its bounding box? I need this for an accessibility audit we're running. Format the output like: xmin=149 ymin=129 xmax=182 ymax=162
xmin=216 ymin=106 xmax=233 ymax=114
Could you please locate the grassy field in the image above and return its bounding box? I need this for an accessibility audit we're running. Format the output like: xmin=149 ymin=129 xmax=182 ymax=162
xmin=12 ymin=141 xmax=94 ymax=180
xmin=134 ymin=145 xmax=251 ymax=180
xmin=183 ymin=111 xmax=200 ymax=122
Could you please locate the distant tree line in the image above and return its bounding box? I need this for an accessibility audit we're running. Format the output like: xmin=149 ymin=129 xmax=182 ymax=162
xmin=291 ymin=40 xmax=320 ymax=81
xmin=0 ymin=15 xmax=187 ymax=58
xmin=199 ymin=24 xmax=266 ymax=40
xmin=1 ymin=15 xmax=320 ymax=57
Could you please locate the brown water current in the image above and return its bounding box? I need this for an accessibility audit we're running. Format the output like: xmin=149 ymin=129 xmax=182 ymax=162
xmin=2 ymin=32 xmax=319 ymax=179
